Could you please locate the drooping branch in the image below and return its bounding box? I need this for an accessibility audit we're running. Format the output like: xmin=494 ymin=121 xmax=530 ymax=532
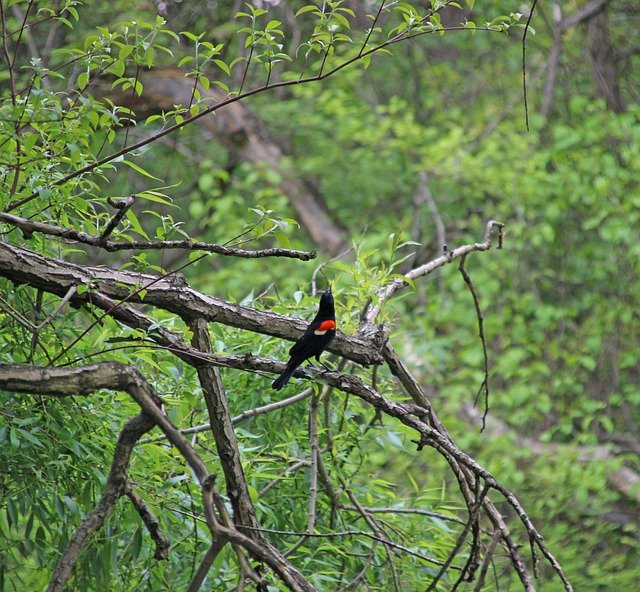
xmin=458 ymin=254 xmax=491 ymax=431
xmin=0 ymin=211 xmax=317 ymax=260
xmin=0 ymin=362 xmax=318 ymax=592
xmin=381 ymin=341 xmax=551 ymax=590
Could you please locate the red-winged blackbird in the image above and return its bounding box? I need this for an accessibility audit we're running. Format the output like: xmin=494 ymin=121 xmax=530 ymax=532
xmin=272 ymin=289 xmax=336 ymax=390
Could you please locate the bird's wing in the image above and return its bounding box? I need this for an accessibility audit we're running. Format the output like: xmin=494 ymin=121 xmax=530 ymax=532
xmin=288 ymin=322 xmax=319 ymax=356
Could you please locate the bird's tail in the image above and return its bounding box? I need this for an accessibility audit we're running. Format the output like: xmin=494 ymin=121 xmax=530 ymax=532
xmin=272 ymin=362 xmax=300 ymax=391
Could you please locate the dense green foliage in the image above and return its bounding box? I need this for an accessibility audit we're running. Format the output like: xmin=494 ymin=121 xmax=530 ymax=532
xmin=1 ymin=1 xmax=638 ymax=590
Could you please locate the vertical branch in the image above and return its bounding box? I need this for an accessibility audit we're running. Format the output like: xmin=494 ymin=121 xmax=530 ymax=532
xmin=284 ymin=390 xmax=320 ymax=557
xmin=189 ymin=318 xmax=261 ymax=534
xmin=458 ymin=255 xmax=491 ymax=431
xmin=306 ymin=391 xmax=320 ymax=534
xmin=359 ymin=1 xmax=386 ymax=56
xmin=344 ymin=486 xmax=400 ymax=592
xmin=522 ymin=0 xmax=539 ymax=130
xmin=472 ymin=530 xmax=501 ymax=592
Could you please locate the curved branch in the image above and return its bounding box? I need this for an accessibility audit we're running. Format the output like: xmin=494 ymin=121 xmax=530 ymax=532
xmin=0 ymin=362 xmax=317 ymax=592
xmin=361 ymin=220 xmax=504 ymax=328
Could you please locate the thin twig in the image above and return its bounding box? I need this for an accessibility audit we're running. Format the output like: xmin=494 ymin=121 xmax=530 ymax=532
xmin=143 ymin=387 xmax=314 ymax=442
xmin=426 ymin=483 xmax=490 ymax=592
xmin=0 ymin=211 xmax=316 ymax=260
xmin=362 ymin=221 xmax=505 ymax=327
xmin=358 ymin=1 xmax=386 ymax=56
xmin=125 ymin=485 xmax=171 ymax=560
xmin=522 ymin=0 xmax=539 ymax=131
xmin=237 ymin=525 xmax=450 ymax=568
xmin=473 ymin=530 xmax=501 ymax=592
xmin=339 ymin=504 xmax=466 ymax=526
xmin=283 ymin=391 xmax=320 ymax=557
xmin=99 ymin=195 xmax=136 ymax=241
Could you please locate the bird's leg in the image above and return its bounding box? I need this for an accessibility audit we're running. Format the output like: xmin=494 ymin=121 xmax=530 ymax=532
xmin=315 ymin=356 xmax=333 ymax=372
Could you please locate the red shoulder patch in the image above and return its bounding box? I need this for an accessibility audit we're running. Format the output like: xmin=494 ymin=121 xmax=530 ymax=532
xmin=317 ymin=320 xmax=336 ymax=332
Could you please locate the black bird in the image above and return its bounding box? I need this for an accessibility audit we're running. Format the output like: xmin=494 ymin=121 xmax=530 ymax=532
xmin=272 ymin=289 xmax=336 ymax=390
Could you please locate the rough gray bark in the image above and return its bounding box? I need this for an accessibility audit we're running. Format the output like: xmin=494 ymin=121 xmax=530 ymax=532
xmin=0 ymin=241 xmax=383 ymax=366
xmin=0 ymin=363 xmax=318 ymax=592
xmin=189 ymin=318 xmax=262 ymax=533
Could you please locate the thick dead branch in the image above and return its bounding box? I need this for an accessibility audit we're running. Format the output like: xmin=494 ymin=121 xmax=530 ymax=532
xmin=0 ymin=363 xmax=317 ymax=592
xmin=189 ymin=318 xmax=262 ymax=536
xmin=0 ymin=241 xmax=382 ymax=366
xmin=0 ymin=211 xmax=316 ymax=260
xmin=541 ymin=2 xmax=563 ymax=117
xmin=587 ymin=8 xmax=625 ymax=112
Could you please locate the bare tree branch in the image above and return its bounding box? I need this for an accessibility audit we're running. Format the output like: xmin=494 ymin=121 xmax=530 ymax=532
xmin=125 ymin=485 xmax=171 ymax=560
xmin=361 ymin=220 xmax=504 ymax=329
xmin=0 ymin=211 xmax=317 ymax=260
xmin=0 ymin=241 xmax=381 ymax=366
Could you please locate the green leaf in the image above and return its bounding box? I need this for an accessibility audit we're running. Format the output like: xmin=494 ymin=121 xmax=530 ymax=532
xmin=121 ymin=159 xmax=163 ymax=181
xmin=214 ymin=59 xmax=231 ymax=76
xmin=295 ymin=5 xmax=320 ymax=17
xmin=125 ymin=209 xmax=150 ymax=240
xmin=77 ymin=71 xmax=89 ymax=90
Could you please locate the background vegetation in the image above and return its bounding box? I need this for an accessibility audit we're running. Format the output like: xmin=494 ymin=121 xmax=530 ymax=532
xmin=0 ymin=0 xmax=638 ymax=590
